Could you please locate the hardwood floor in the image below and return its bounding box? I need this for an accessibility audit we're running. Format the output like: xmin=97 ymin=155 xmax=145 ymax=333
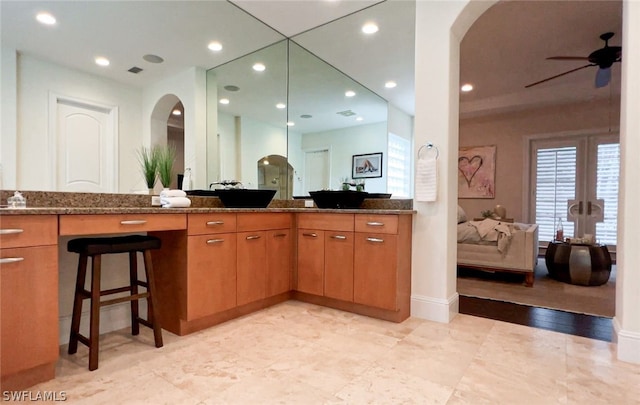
xmin=459 ymin=295 xmax=613 ymax=342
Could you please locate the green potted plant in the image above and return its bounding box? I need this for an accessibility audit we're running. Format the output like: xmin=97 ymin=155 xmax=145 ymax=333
xmin=157 ymin=145 xmax=176 ymax=189
xmin=137 ymin=146 xmax=159 ymax=193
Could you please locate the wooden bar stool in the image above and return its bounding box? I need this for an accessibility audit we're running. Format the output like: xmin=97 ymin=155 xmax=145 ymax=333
xmin=67 ymin=235 xmax=163 ymax=371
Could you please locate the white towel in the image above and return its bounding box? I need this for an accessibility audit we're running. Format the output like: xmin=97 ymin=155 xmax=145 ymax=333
xmin=161 ymin=196 xmax=191 ymax=208
xmin=415 ymin=157 xmax=437 ymax=202
xmin=160 ymin=189 xmax=187 ymax=198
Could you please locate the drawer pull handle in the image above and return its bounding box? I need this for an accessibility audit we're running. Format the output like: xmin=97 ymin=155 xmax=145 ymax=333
xmin=303 ymin=232 xmax=318 ymax=238
xmin=120 ymin=220 xmax=147 ymax=225
xmin=0 ymin=229 xmax=24 ymax=235
xmin=206 ymin=221 xmax=225 ymax=226
xmin=273 ymin=233 xmax=287 ymax=238
xmin=366 ymin=222 xmax=384 ymax=227
xmin=0 ymin=257 xmax=25 ymax=264
xmin=206 ymin=239 xmax=225 ymax=244
xmin=366 ymin=237 xmax=384 ymax=243
xmin=246 ymin=235 xmax=261 ymax=240
xmin=331 ymin=235 xmax=347 ymax=240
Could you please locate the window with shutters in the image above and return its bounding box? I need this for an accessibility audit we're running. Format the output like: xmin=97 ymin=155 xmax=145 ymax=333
xmin=530 ymin=134 xmax=618 ymax=247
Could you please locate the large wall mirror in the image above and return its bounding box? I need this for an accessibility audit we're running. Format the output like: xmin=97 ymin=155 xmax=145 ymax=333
xmin=206 ymin=39 xmax=388 ymax=198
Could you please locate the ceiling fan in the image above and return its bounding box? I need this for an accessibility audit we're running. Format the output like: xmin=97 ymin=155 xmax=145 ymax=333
xmin=525 ymin=32 xmax=622 ymax=89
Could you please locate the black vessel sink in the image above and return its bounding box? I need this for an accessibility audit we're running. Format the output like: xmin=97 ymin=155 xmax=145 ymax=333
xmin=309 ymin=190 xmax=368 ymax=209
xmin=187 ymin=189 xmax=276 ymax=208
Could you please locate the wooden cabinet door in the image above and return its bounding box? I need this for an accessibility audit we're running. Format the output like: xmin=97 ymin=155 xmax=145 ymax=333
xmin=187 ymin=233 xmax=237 ymax=319
xmin=266 ymin=229 xmax=292 ymax=297
xmin=1 ymin=246 xmax=59 ymax=377
xmin=354 ymin=233 xmax=398 ymax=311
xmin=237 ymin=231 xmax=267 ymax=306
xmin=324 ymin=231 xmax=354 ymax=301
xmin=297 ymin=229 xmax=324 ymax=295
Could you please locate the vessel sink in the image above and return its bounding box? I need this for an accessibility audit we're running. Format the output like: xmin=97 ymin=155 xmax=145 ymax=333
xmin=309 ymin=190 xmax=368 ymax=209
xmin=186 ymin=189 xmax=276 ymax=208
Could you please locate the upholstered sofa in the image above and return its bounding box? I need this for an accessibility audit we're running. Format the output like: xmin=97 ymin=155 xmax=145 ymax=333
xmin=456 ymin=206 xmax=539 ymax=287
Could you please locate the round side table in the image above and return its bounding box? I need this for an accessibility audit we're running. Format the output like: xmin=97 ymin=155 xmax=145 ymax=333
xmin=545 ymin=241 xmax=612 ymax=286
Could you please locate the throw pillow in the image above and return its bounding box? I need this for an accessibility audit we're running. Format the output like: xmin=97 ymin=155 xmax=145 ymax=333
xmin=457 ymin=205 xmax=467 ymax=224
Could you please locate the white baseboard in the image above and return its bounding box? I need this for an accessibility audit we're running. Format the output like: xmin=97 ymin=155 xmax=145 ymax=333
xmin=410 ymin=292 xmax=459 ymax=323
xmin=613 ymin=317 xmax=640 ymax=364
xmin=58 ymin=301 xmax=147 ymax=346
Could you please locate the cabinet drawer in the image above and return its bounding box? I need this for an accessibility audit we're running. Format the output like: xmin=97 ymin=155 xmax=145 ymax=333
xmin=188 ymin=213 xmax=236 ymax=235
xmin=297 ymin=213 xmax=354 ymax=232
xmin=237 ymin=213 xmax=292 ymax=231
xmin=355 ymin=214 xmax=398 ymax=235
xmin=59 ymin=214 xmax=186 ymax=235
xmin=0 ymin=215 xmax=57 ymax=248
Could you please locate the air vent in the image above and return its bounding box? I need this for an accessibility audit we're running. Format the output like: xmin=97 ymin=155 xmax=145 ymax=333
xmin=128 ymin=66 xmax=143 ymax=74
xmin=336 ymin=110 xmax=356 ymax=117
xmin=224 ymin=85 xmax=240 ymax=92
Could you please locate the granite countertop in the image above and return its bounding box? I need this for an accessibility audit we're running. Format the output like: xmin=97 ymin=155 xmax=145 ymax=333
xmin=0 ymin=190 xmax=415 ymax=215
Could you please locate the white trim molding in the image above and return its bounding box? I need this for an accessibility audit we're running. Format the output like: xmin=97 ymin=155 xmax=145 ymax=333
xmin=410 ymin=292 xmax=459 ymax=323
xmin=613 ymin=317 xmax=640 ymax=364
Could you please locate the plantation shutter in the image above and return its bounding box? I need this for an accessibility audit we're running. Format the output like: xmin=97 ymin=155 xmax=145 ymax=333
xmin=595 ymin=143 xmax=619 ymax=245
xmin=535 ymin=146 xmax=577 ymax=243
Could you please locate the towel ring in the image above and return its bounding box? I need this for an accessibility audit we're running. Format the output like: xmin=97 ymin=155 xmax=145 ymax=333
xmin=418 ymin=143 xmax=439 ymax=159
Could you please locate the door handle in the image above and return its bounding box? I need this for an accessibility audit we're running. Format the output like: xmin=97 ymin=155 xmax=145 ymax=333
xmin=0 ymin=257 xmax=25 ymax=264
xmin=587 ymin=201 xmax=592 ymax=215
xmin=302 ymin=232 xmax=317 ymax=237
xmin=206 ymin=221 xmax=224 ymax=226
xmin=206 ymin=238 xmax=225 ymax=244
xmin=366 ymin=222 xmax=384 ymax=227
xmin=330 ymin=235 xmax=347 ymax=240
xmin=578 ymin=201 xmax=583 ymax=215
xmin=246 ymin=235 xmax=261 ymax=240
xmin=366 ymin=237 xmax=384 ymax=243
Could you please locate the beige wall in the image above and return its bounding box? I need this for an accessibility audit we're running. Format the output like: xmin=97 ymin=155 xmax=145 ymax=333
xmin=458 ymin=98 xmax=620 ymax=222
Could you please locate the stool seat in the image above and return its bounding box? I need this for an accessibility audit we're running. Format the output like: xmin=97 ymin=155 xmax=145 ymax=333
xmin=67 ymin=234 xmax=163 ymax=371
xmin=68 ymin=235 xmax=161 ymax=256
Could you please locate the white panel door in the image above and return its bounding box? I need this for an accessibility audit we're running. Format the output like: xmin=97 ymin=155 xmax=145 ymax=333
xmin=56 ymin=100 xmax=116 ymax=192
xmin=303 ymin=149 xmax=329 ymax=195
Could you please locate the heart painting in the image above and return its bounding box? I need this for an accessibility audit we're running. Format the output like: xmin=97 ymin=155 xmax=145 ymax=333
xmin=458 ymin=145 xmax=496 ymax=198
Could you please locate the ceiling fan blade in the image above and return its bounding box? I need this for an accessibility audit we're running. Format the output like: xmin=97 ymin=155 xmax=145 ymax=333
xmin=547 ymin=56 xmax=590 ymax=61
xmin=595 ymin=67 xmax=611 ymax=88
xmin=525 ymin=64 xmax=596 ymax=88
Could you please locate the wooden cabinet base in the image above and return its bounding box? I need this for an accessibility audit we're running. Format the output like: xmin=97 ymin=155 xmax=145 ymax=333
xmin=292 ymin=291 xmax=410 ymax=323
xmin=1 ymin=362 xmax=55 ymax=391
xmin=168 ymin=293 xmax=291 ymax=336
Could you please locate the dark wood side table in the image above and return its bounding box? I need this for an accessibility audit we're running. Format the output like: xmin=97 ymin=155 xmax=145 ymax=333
xmin=545 ymin=241 xmax=612 ymax=286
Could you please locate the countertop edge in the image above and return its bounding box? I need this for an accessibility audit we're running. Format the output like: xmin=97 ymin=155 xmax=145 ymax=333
xmin=0 ymin=207 xmax=417 ymax=215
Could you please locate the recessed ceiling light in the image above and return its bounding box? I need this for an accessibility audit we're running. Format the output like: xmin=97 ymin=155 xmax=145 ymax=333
xmin=276 ymin=103 xmax=286 ymax=109
xmin=385 ymin=81 xmax=397 ymax=89
xmin=356 ymin=117 xmax=364 ymax=121
xmin=172 ymin=109 xmax=182 ymax=116
xmin=461 ymin=83 xmax=474 ymax=92
xmin=345 ymin=90 xmax=356 ymax=97
xmin=287 ymin=122 xmax=295 ymax=127
xmin=95 ymin=57 xmax=110 ymax=67
xmin=263 ymin=159 xmax=270 ymax=165
xmin=253 ymin=63 xmax=266 ymax=72
xmin=36 ymin=12 xmax=56 ymax=25
xmin=143 ymin=54 xmax=164 ymax=64
xmin=208 ymin=41 xmax=223 ymax=52
xmin=362 ymin=22 xmax=379 ymax=34
xmin=219 ymin=98 xmax=230 ymax=105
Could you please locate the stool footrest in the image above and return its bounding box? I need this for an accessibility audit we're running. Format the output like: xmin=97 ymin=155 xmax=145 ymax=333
xmin=100 ymin=292 xmax=149 ymax=307
xmin=100 ymin=286 xmax=132 ymax=296
xmin=75 ymin=333 xmax=90 ymax=348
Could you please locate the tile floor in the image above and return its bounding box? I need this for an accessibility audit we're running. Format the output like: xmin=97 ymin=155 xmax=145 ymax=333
xmin=27 ymin=301 xmax=640 ymax=404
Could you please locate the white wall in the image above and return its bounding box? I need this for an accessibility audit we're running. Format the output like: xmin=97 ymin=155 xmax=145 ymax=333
xmin=239 ymin=116 xmax=287 ymax=189
xmin=388 ymin=104 xmax=413 ymax=142
xmin=11 ymin=53 xmax=143 ymax=192
xmin=1 ymin=47 xmax=18 ymax=190
xmin=287 ymin=129 xmax=304 ymax=196
xmin=301 ymin=122 xmax=388 ymax=192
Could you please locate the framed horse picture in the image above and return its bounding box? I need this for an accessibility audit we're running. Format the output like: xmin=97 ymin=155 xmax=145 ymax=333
xmin=458 ymin=145 xmax=496 ymax=198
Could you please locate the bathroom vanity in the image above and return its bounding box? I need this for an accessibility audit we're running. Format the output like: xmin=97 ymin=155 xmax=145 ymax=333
xmin=0 ymin=191 xmax=413 ymax=390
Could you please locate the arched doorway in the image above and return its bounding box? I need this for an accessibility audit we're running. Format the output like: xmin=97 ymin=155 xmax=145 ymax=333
xmin=257 ymin=154 xmax=293 ymax=199
xmin=150 ymin=94 xmax=185 ymax=190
